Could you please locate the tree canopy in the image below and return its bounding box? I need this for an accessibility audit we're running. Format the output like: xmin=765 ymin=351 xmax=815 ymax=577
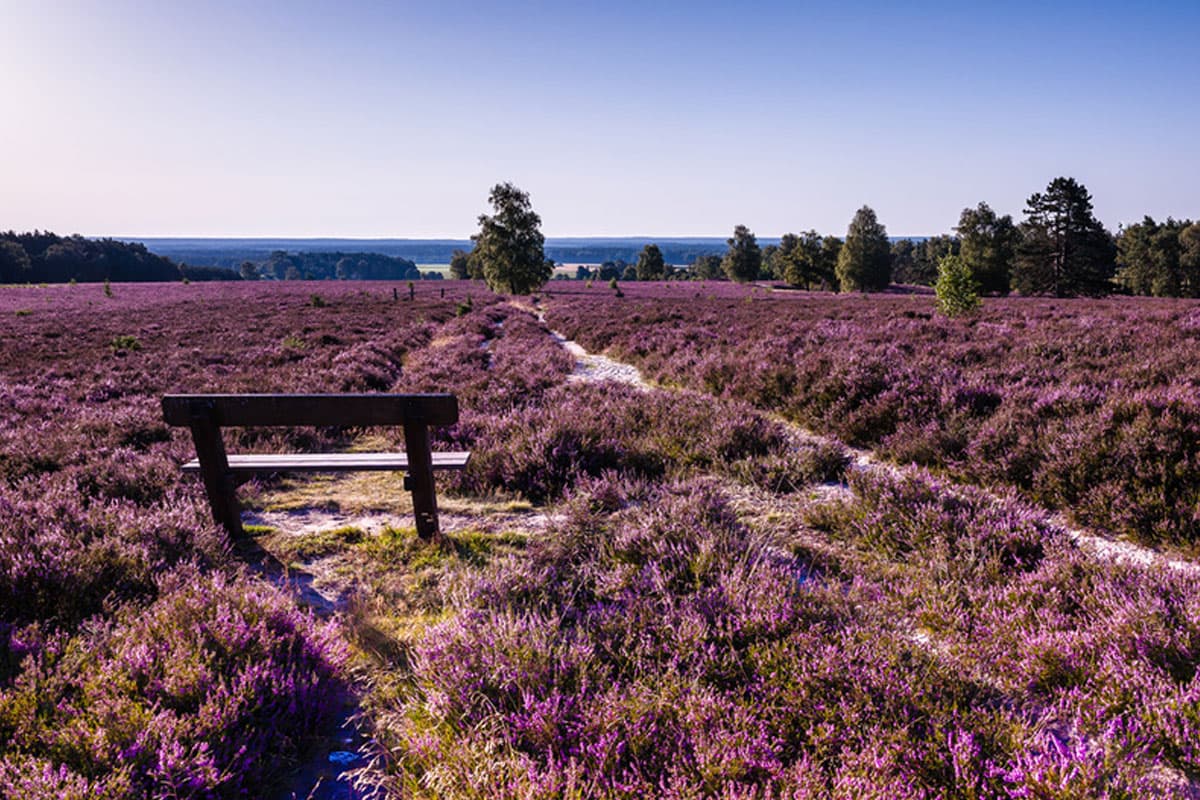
xmin=1116 ymin=217 xmax=1200 ymax=298
xmin=448 ymin=248 xmax=472 ymax=280
xmin=956 ymin=202 xmax=1019 ymax=294
xmin=836 ymin=206 xmax=891 ymax=292
xmin=780 ymin=231 xmax=839 ymax=290
xmin=635 ymin=244 xmax=665 ymax=281
xmin=1014 ymin=177 xmax=1115 ymax=297
xmin=722 ymin=225 xmax=761 ymax=283
xmin=471 ymin=182 xmax=550 ymax=295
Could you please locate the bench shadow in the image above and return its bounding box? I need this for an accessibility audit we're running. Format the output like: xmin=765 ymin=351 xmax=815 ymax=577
xmin=230 ymin=527 xmax=347 ymax=617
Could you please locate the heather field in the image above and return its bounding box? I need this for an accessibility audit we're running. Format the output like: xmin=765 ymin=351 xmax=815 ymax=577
xmin=4 ymin=280 xmax=1200 ymax=798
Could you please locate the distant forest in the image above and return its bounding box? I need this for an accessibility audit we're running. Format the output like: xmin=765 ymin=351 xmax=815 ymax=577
xmin=0 ymin=231 xmax=437 ymax=284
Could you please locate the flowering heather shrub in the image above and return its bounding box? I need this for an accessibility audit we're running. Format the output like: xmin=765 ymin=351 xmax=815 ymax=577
xmin=359 ymin=477 xmax=1184 ymax=797
xmin=545 ymin=287 xmax=1200 ymax=544
xmin=0 ymin=568 xmax=347 ymax=799
xmin=0 ymin=283 xmax=491 ymax=796
xmin=806 ymin=467 xmax=1200 ymax=786
xmin=450 ymin=381 xmax=844 ymax=502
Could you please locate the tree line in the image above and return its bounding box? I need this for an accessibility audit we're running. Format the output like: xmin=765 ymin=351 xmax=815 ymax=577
xmin=692 ymin=177 xmax=1197 ymax=297
xmin=0 ymin=231 xmax=180 ymax=284
xmin=461 ymin=177 xmax=1197 ymax=298
xmin=0 ymin=231 xmax=442 ymax=284
xmin=241 ymin=251 xmax=437 ymax=281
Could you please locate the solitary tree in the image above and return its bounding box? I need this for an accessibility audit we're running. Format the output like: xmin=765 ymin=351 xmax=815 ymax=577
xmin=722 ymin=225 xmax=761 ymax=283
xmin=956 ymin=202 xmax=1019 ymax=294
xmin=1014 ymin=177 xmax=1115 ymax=296
xmin=836 ymin=206 xmax=891 ymax=292
xmin=471 ymin=182 xmax=550 ymax=295
xmin=635 ymin=243 xmax=665 ymax=281
xmin=935 ymin=253 xmax=981 ymax=317
xmin=448 ymin=248 xmax=472 ymax=280
xmin=239 ymin=260 xmax=260 ymax=281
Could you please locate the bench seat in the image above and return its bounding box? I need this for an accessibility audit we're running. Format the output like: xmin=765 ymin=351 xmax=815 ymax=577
xmin=181 ymin=451 xmax=471 ymax=474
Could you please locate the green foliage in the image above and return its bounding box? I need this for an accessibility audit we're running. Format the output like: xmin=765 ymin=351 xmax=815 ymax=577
xmin=456 ymin=296 xmax=474 ymax=316
xmin=448 ymin=248 xmax=472 ymax=280
xmin=836 ymin=206 xmax=891 ymax=292
xmin=1116 ymin=216 xmax=1200 ymax=297
xmin=635 ymin=243 xmax=665 ymax=281
xmin=472 ymin=182 xmax=550 ymax=295
xmin=759 ymin=244 xmax=781 ymax=279
xmin=0 ymin=240 xmax=32 ymax=283
xmin=957 ymin=202 xmax=1019 ymax=294
xmin=1015 ymin=177 xmax=1115 ymax=297
xmin=0 ymin=231 xmax=178 ymax=284
xmin=690 ymin=254 xmax=724 ymax=280
xmin=781 ymin=230 xmax=838 ymax=289
xmin=935 ymin=254 xmax=981 ymax=317
xmin=109 ymin=335 xmax=141 ymax=353
xmin=722 ymin=224 xmax=761 ymax=283
xmin=893 ymin=235 xmax=957 ymax=286
xmin=262 ymin=250 xmax=420 ymax=281
xmin=309 ymin=293 xmax=327 ymax=308
xmin=103 ymin=278 xmax=113 ymax=298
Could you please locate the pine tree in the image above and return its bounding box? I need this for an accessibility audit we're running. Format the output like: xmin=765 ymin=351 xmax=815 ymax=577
xmin=722 ymin=225 xmax=761 ymax=283
xmin=1014 ymin=177 xmax=1115 ymax=296
xmin=836 ymin=206 xmax=891 ymax=293
xmin=635 ymin=243 xmax=665 ymax=281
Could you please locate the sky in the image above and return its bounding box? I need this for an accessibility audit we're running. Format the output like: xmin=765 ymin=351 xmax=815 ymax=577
xmin=1 ymin=0 xmax=1197 ymax=238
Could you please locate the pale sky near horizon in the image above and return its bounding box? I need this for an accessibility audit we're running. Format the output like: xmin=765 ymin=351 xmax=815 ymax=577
xmin=1 ymin=1 xmax=1197 ymax=238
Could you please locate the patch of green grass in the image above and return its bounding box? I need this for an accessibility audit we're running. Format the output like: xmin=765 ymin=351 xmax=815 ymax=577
xmin=359 ymin=526 xmax=526 ymax=568
xmin=281 ymin=335 xmax=306 ymax=349
xmin=243 ymin=524 xmax=276 ymax=536
xmin=276 ymin=525 xmax=365 ymax=561
xmin=14 ymin=309 xmax=32 ymax=317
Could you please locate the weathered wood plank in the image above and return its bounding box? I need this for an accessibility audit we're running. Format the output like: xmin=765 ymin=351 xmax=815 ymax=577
xmin=180 ymin=452 xmax=471 ymax=473
xmin=162 ymin=394 xmax=459 ymax=428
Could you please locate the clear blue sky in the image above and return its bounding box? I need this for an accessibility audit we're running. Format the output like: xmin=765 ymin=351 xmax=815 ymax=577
xmin=1 ymin=0 xmax=1197 ymax=237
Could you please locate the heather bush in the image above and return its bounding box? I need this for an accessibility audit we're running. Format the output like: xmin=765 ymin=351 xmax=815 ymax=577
xmin=358 ymin=478 xmax=1185 ymax=797
xmin=451 ymin=382 xmax=839 ymax=503
xmin=0 ymin=568 xmax=347 ymax=799
xmin=546 ymin=290 xmax=1200 ymax=544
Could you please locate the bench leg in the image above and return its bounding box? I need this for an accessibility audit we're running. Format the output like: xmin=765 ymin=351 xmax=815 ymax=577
xmin=402 ymin=421 xmax=440 ymax=540
xmin=188 ymin=416 xmax=244 ymax=537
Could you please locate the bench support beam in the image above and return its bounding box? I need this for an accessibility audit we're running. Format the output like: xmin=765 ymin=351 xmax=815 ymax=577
xmin=187 ymin=407 xmax=244 ymax=538
xmin=403 ymin=417 xmax=439 ymax=540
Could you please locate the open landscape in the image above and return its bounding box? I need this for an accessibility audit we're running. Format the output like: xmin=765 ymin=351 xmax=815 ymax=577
xmin=2 ymin=279 xmax=1199 ymax=798
xmin=4 ymin=2 xmax=1197 ymax=797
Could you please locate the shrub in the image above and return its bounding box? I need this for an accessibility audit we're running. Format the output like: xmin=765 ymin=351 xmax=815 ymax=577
xmin=935 ymin=254 xmax=980 ymax=317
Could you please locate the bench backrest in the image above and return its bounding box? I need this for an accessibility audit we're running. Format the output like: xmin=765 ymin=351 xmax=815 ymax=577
xmin=161 ymin=393 xmax=459 ymax=428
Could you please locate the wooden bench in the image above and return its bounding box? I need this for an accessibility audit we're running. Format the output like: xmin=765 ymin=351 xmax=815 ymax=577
xmin=162 ymin=393 xmax=469 ymax=540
